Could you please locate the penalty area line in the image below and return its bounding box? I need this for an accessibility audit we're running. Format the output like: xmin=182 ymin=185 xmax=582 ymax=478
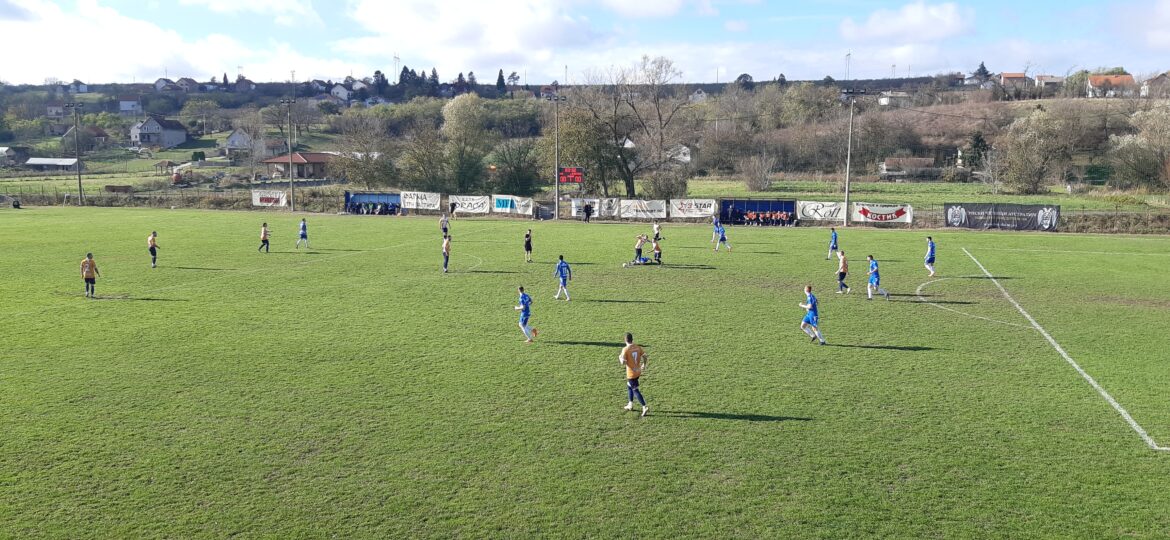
xmin=962 ymin=247 xmax=1169 ymax=452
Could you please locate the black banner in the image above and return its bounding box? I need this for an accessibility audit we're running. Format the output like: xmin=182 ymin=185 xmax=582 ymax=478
xmin=944 ymin=203 xmax=1060 ymax=231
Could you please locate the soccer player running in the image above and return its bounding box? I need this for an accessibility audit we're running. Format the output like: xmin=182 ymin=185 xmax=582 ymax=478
xmin=924 ymin=236 xmax=937 ymax=277
xmin=710 ymin=216 xmax=721 ymax=244
xmin=258 ymin=222 xmax=270 ymax=253
xmin=836 ymin=250 xmax=850 ymax=294
xmin=714 ymin=223 xmax=732 ymax=252
xmin=652 ymin=221 xmax=663 ymax=242
xmin=799 ymin=285 xmax=826 ymax=345
xmin=440 ymin=214 xmax=449 ymax=236
xmin=442 ymin=234 xmax=451 ymax=273
xmin=866 ymin=254 xmax=891 ymax=300
xmin=80 ymin=252 xmax=100 ymax=298
xmin=296 ymin=218 xmax=309 ymax=249
xmin=619 ymin=332 xmax=649 ymax=417
xmin=827 ymin=227 xmax=839 ymax=260
xmin=553 ymin=255 xmax=572 ymax=301
xmin=147 ymin=231 xmax=159 ymax=268
xmin=524 ymin=229 xmax=533 ymax=263
xmin=514 ymin=286 xmax=538 ymax=343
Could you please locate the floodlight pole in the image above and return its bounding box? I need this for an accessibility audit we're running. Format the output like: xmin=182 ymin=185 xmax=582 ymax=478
xmin=841 ymin=89 xmax=865 ymax=227
xmin=280 ymin=98 xmax=296 ymax=211
xmin=65 ymin=102 xmax=84 ymax=205
xmin=546 ymin=87 xmax=565 ymax=220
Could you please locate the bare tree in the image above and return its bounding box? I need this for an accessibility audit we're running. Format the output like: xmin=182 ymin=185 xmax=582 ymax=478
xmin=329 ymin=110 xmax=397 ymax=189
xmin=738 ymin=154 xmax=777 ymax=192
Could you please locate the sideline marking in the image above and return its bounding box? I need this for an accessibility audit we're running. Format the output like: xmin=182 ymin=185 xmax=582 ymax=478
xmin=914 ymin=277 xmax=1031 ymax=329
xmin=963 ymin=247 xmax=1169 ymax=452
xmin=976 ymin=247 xmax=1170 ymax=257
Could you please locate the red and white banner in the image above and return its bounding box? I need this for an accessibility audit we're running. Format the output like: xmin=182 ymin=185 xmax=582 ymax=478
xmin=851 ymin=202 xmax=913 ymax=223
xmin=450 ymin=195 xmax=490 ymax=214
xmin=620 ymin=199 xmax=668 ymax=219
xmin=251 ymin=189 xmax=287 ymax=207
xmin=401 ymin=191 xmax=442 ymax=210
xmin=668 ymin=199 xmax=717 ymax=218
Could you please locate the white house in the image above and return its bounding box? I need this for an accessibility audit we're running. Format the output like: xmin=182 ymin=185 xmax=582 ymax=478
xmin=118 ymin=96 xmax=141 ymax=117
xmin=1034 ymin=75 xmax=1064 ymax=88
xmin=222 ymin=128 xmax=287 ymax=158
xmin=131 ymin=116 xmax=188 ymax=149
xmin=878 ymin=91 xmax=912 ymax=107
xmin=331 ymin=84 xmax=352 ymax=101
xmin=1087 ymin=74 xmax=1137 ymax=98
xmin=351 ymin=80 xmax=369 ymax=91
xmin=689 ymin=89 xmax=707 ymax=103
xmin=68 ymin=80 xmax=88 ymax=94
xmin=154 ymin=78 xmax=175 ymax=92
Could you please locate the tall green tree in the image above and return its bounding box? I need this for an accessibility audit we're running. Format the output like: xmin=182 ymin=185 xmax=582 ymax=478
xmin=441 ymin=93 xmax=495 ymax=193
xmin=495 ymin=69 xmax=507 ymax=97
xmin=490 ymin=139 xmax=541 ymax=195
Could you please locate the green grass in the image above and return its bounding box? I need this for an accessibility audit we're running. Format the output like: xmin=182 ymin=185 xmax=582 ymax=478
xmin=3 ymin=208 xmax=1170 ymax=537
xmin=685 ymin=178 xmax=1166 ymax=212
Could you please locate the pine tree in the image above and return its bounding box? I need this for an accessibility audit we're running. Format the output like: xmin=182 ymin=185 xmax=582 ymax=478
xmin=455 ymin=72 xmax=467 ymax=94
xmin=975 ymin=62 xmax=991 ymax=81
xmin=223 ymin=73 xmax=228 ymax=86
xmin=496 ymin=69 xmax=506 ymax=97
xmin=467 ymin=71 xmax=478 ymax=94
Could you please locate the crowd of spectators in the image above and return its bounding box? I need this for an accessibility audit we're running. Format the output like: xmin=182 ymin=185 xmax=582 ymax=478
xmin=726 ymin=209 xmax=797 ymax=226
xmin=346 ymin=202 xmax=400 ymax=215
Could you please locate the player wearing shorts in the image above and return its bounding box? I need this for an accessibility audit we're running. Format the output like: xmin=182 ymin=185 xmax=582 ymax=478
xmin=620 ymin=332 xmax=649 ymax=417
xmin=714 ymin=224 xmax=732 ymax=252
xmin=554 ymin=255 xmax=572 ymax=301
xmin=836 ymin=251 xmax=850 ymax=293
xmin=652 ymin=238 xmax=662 ymax=264
xmin=80 ymin=252 xmax=100 ymax=298
xmin=633 ymin=234 xmax=648 ymax=263
xmin=652 ymin=221 xmax=662 ymax=242
xmin=258 ymin=223 xmax=270 ymax=253
xmin=924 ymin=236 xmax=936 ymax=277
xmin=440 ymin=214 xmax=449 ymax=235
xmin=524 ymin=229 xmax=533 ymax=263
xmin=147 ymin=231 xmax=159 ymax=268
xmin=442 ymin=234 xmax=451 ymax=273
xmin=800 ymin=284 xmax=826 ymax=345
xmin=296 ymin=218 xmax=309 ymax=249
xmin=514 ymin=286 xmax=538 ymax=342
xmin=711 ymin=216 xmax=721 ymax=243
xmin=827 ymin=227 xmax=839 ymax=260
xmin=867 ymin=255 xmax=890 ymax=301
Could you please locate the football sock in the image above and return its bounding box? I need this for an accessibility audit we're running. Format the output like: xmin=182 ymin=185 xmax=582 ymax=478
xmin=634 ymin=390 xmax=646 ymax=406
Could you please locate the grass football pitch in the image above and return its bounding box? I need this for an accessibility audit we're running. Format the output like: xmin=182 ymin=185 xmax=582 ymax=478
xmin=3 ymin=207 xmax=1170 ymax=538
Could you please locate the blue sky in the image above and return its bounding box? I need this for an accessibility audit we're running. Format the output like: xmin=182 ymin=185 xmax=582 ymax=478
xmin=1 ymin=0 xmax=1167 ymax=85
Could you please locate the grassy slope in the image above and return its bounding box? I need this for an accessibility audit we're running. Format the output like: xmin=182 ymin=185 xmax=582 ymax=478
xmin=1 ymin=208 xmax=1169 ymax=538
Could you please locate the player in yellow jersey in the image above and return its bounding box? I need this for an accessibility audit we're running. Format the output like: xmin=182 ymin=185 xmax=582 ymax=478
xmin=80 ymin=252 xmax=100 ymax=298
xmin=619 ymin=332 xmax=649 ymax=416
xmin=147 ymin=231 xmax=159 ymax=268
xmin=258 ymin=223 xmax=270 ymax=253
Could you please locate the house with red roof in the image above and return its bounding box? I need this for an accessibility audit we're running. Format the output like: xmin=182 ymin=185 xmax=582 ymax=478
xmin=1086 ymin=74 xmax=1136 ymax=98
xmin=262 ymin=152 xmax=335 ymax=179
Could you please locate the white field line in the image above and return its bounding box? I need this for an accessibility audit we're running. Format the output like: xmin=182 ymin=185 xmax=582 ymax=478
xmin=914 ymin=277 xmax=1031 ymax=329
xmin=962 ymin=247 xmax=1170 ymax=452
xmin=975 ymin=247 xmax=1170 ymax=257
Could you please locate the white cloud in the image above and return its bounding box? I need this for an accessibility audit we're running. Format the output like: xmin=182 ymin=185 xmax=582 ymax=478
xmin=598 ymin=0 xmax=685 ymax=18
xmin=840 ymin=1 xmax=972 ymax=43
xmin=176 ymin=0 xmax=321 ymax=26
xmin=724 ymin=19 xmax=748 ymax=32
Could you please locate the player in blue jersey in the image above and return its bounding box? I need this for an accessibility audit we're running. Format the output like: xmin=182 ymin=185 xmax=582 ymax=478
xmin=826 ymin=227 xmax=839 ymax=260
xmin=799 ymin=284 xmax=826 ymax=345
xmin=514 ymin=286 xmax=538 ymax=343
xmin=714 ymin=223 xmax=732 ymax=252
xmin=924 ymin=236 xmax=936 ymax=277
xmin=866 ymin=255 xmax=890 ymax=300
xmin=711 ymin=216 xmax=721 ymax=244
xmin=553 ymin=255 xmax=572 ymax=301
xmin=295 ymin=218 xmax=309 ymax=249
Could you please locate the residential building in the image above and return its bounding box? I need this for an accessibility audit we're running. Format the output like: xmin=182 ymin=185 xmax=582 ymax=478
xmin=999 ymin=72 xmax=1032 ymax=88
xmin=176 ymin=77 xmax=200 ymax=92
xmin=25 ymin=157 xmax=81 ymax=171
xmin=235 ymin=76 xmax=256 ymax=92
xmin=1141 ymin=73 xmax=1170 ymax=98
xmin=46 ymin=102 xmax=65 ymax=120
xmin=1087 ymin=74 xmax=1137 ymax=98
xmin=118 ymin=96 xmax=141 ymax=116
xmin=223 ymin=128 xmax=287 ymax=158
xmin=689 ymin=89 xmax=707 ymax=103
xmin=1034 ymin=75 xmax=1065 ymax=88
xmin=154 ymin=77 xmax=175 ymax=92
xmin=261 ymin=152 xmax=334 ymax=179
xmin=878 ymin=91 xmax=912 ymax=107
xmin=0 ymin=146 xmax=32 ymax=166
xmin=131 ymin=116 xmax=189 ymax=148
xmin=330 ymin=84 xmax=352 ymax=101
xmin=68 ymin=80 xmax=88 ymax=94
xmin=351 ymin=80 xmax=369 ymax=92
xmin=61 ymin=126 xmax=110 ymax=151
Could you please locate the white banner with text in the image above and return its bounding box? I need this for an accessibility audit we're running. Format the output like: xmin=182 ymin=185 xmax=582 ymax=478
xmin=851 ymin=202 xmax=914 ymax=223
xmin=401 ymin=191 xmax=442 ymax=210
xmin=599 ymin=198 xmax=621 ymax=217
xmin=797 ymin=200 xmax=846 ymax=221
xmin=251 ymin=189 xmax=287 ymax=207
xmin=620 ymin=199 xmax=668 ymax=219
xmin=668 ymin=199 xmax=717 ymax=218
xmin=571 ymin=198 xmax=601 ymax=217
xmin=492 ymin=194 xmax=534 ymax=215
xmin=449 ymin=195 xmax=490 ymax=214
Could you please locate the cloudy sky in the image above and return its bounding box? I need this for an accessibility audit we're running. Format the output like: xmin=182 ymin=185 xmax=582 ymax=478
xmin=1 ymin=0 xmax=1167 ymax=85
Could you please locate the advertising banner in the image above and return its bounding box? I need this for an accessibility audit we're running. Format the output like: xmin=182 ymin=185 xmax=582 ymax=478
xmin=571 ymin=198 xmax=601 ymax=217
xmin=797 ymin=200 xmax=846 ymax=221
xmin=620 ymin=199 xmax=668 ymax=219
xmin=668 ymin=199 xmax=717 ymax=218
xmin=851 ymin=202 xmax=914 ymax=223
xmin=449 ymin=195 xmax=490 ymax=214
xmin=401 ymin=191 xmax=441 ymax=210
xmin=599 ymin=198 xmax=621 ymax=218
xmin=944 ymin=203 xmax=1060 ymax=231
xmin=492 ymin=194 xmax=534 ymax=215
xmin=251 ymin=189 xmax=287 ymax=207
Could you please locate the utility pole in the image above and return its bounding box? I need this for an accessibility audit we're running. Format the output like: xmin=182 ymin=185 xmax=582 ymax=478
xmin=64 ymin=102 xmax=84 ymax=205
xmin=290 ymin=71 xmax=298 ymax=149
xmin=545 ymin=84 xmax=566 ymax=219
xmin=280 ymin=97 xmax=296 ymax=212
xmin=845 ymin=51 xmax=851 ymax=81
xmin=714 ymin=68 xmax=720 ymax=134
xmin=841 ymin=89 xmax=866 ymax=227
